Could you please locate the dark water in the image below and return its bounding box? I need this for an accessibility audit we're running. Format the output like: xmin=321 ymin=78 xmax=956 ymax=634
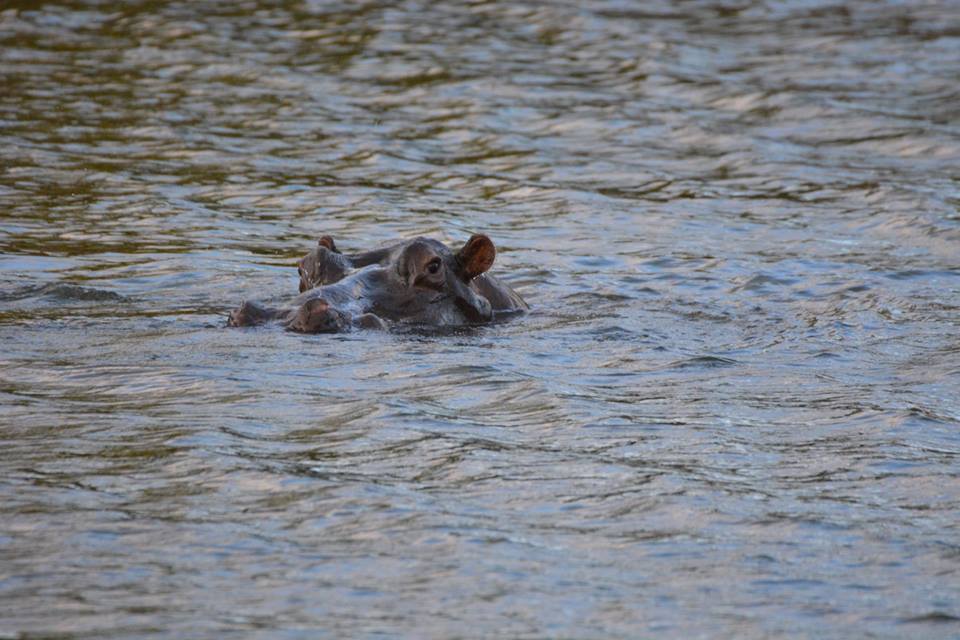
xmin=2 ymin=1 xmax=959 ymax=637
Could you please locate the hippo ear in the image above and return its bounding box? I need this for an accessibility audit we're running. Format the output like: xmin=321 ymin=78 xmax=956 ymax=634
xmin=456 ymin=234 xmax=496 ymax=281
xmin=318 ymin=235 xmax=339 ymax=253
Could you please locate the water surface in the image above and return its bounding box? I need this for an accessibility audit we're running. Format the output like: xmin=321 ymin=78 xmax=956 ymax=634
xmin=1 ymin=1 xmax=959 ymax=637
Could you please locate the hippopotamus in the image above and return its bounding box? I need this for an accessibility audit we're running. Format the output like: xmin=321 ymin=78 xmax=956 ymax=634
xmin=296 ymin=234 xmax=529 ymax=313
xmin=228 ymin=234 xmax=527 ymax=333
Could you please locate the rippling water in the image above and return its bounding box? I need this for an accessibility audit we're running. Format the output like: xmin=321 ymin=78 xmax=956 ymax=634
xmin=2 ymin=1 xmax=960 ymax=637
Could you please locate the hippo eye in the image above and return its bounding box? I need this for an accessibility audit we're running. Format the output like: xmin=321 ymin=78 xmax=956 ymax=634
xmin=426 ymin=257 xmax=441 ymax=275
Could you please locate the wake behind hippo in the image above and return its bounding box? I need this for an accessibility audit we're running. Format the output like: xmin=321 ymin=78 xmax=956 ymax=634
xmin=228 ymin=234 xmax=527 ymax=333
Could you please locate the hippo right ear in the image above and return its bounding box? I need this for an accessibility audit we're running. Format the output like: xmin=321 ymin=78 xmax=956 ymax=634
xmin=456 ymin=234 xmax=496 ymax=281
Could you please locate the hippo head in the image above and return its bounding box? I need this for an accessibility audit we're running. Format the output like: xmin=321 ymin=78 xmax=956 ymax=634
xmin=394 ymin=235 xmax=496 ymax=323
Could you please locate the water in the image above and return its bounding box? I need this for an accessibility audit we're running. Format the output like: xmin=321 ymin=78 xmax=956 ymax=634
xmin=2 ymin=1 xmax=959 ymax=637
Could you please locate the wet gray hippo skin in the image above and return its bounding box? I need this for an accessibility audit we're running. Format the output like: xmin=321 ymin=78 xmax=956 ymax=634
xmin=229 ymin=234 xmax=517 ymax=333
xmin=297 ymin=234 xmax=529 ymax=314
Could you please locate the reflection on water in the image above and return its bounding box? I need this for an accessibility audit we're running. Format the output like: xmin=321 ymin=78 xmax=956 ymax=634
xmin=1 ymin=0 xmax=959 ymax=637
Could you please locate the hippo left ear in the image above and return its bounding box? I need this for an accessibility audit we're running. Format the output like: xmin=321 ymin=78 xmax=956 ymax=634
xmin=318 ymin=235 xmax=339 ymax=253
xmin=456 ymin=234 xmax=496 ymax=281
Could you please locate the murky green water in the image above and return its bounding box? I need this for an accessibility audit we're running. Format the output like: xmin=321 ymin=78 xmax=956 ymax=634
xmin=2 ymin=1 xmax=959 ymax=637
